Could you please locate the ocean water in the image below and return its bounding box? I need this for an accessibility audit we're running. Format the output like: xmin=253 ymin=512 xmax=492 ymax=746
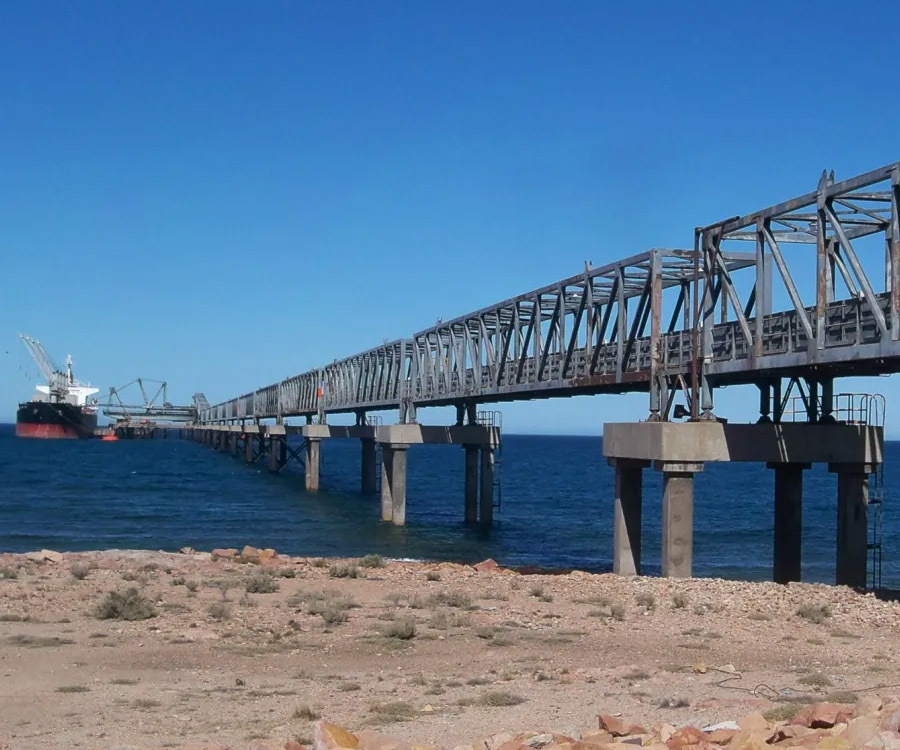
xmin=0 ymin=423 xmax=896 ymax=587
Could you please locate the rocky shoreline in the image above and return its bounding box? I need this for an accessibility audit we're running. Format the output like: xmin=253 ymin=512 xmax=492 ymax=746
xmin=0 ymin=547 xmax=898 ymax=750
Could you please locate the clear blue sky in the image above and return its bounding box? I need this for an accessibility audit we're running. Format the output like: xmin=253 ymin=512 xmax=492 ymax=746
xmin=2 ymin=1 xmax=899 ymax=434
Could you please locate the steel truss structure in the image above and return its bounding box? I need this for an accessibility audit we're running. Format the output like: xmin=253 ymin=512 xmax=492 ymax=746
xmin=198 ymin=160 xmax=900 ymax=426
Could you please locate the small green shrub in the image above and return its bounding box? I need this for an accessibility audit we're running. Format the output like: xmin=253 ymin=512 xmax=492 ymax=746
xmin=465 ymin=690 xmax=524 ymax=707
xmin=381 ymin=615 xmax=416 ymax=640
xmin=293 ymin=703 xmax=321 ymax=720
xmin=764 ymin=704 xmax=802 ymax=722
xmin=321 ymin=605 xmax=349 ymax=625
xmin=636 ymin=592 xmax=656 ymax=610
xmin=425 ymin=590 xmax=472 ymax=608
xmin=56 ymin=685 xmax=90 ymax=693
xmin=70 ymin=563 xmax=93 ymax=580
xmin=329 ymin=563 xmax=359 ymax=579
xmin=369 ymin=701 xmax=418 ymax=722
xmin=359 ymin=554 xmax=385 ymax=568
xmin=0 ymin=567 xmax=19 ymax=580
xmin=185 ymin=580 xmax=199 ymax=593
xmin=798 ymin=672 xmax=833 ymax=688
xmin=245 ymin=572 xmax=278 ymax=594
xmin=95 ymin=589 xmax=156 ymax=621
xmin=425 ymin=571 xmax=440 ymax=582
xmin=796 ymin=603 xmax=831 ymax=624
xmin=671 ymin=592 xmax=690 ymax=609
xmin=171 ymin=576 xmax=186 ymax=586
xmin=208 ymin=602 xmax=230 ymax=621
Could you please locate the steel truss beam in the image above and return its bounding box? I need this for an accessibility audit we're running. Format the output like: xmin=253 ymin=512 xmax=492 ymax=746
xmin=197 ymin=160 xmax=900 ymax=426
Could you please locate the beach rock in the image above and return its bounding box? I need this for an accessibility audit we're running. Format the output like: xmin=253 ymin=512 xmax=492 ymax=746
xmin=179 ymin=546 xmax=196 ymax=555
xmin=261 ymin=547 xmax=278 ymax=563
xmin=315 ymin=721 xmax=359 ymax=750
xmin=241 ymin=545 xmax=262 ymax=563
xmin=665 ymin=726 xmax=705 ymax=749
xmin=26 ymin=549 xmax=62 ymax=564
xmin=211 ymin=548 xmax=238 ymax=560
xmin=794 ymin=703 xmax=854 ymax=729
xmin=598 ymin=715 xmax=645 ymax=737
xmin=726 ymin=730 xmax=770 ymax=750
xmin=866 ymin=732 xmax=900 ymax=750
xmin=880 ymin=709 xmax=900 ymax=732
xmin=845 ymin=716 xmax=881 ymax=749
xmin=485 ymin=732 xmax=517 ymax=750
xmin=856 ymin=696 xmax=883 ymax=718
xmin=356 ymin=729 xmax=411 ymax=750
xmin=474 ymin=559 xmax=500 ymax=573
xmin=737 ymin=712 xmax=769 ymax=733
xmin=284 ymin=742 xmax=310 ymax=750
xmin=706 ymin=730 xmax=737 ymax=745
xmin=580 ymin=730 xmax=613 ymax=745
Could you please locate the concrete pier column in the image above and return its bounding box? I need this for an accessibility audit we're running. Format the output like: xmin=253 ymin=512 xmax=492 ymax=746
xmin=480 ymin=447 xmax=494 ymax=526
xmin=361 ymin=438 xmax=377 ymax=494
xmin=244 ymin=434 xmax=254 ymax=463
xmin=830 ymin=463 xmax=873 ymax=587
xmin=267 ymin=437 xmax=283 ymax=473
xmin=464 ymin=445 xmax=479 ymax=523
xmin=609 ymin=458 xmax=649 ymax=576
xmin=768 ymin=462 xmax=808 ymax=584
xmin=305 ymin=438 xmax=321 ymax=491
xmin=230 ymin=432 xmax=238 ymax=458
xmin=656 ymin=461 xmax=703 ymax=578
xmin=380 ymin=443 xmax=409 ymax=525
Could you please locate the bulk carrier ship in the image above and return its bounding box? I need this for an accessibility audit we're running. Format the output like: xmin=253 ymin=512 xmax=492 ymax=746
xmin=16 ymin=334 xmax=99 ymax=439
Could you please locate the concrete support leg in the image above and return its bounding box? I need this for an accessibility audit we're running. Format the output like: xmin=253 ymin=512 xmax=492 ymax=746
xmin=230 ymin=433 xmax=238 ymax=458
xmin=305 ymin=438 xmax=321 ymax=491
xmin=464 ymin=445 xmax=479 ymax=523
xmin=380 ymin=443 xmax=409 ymax=525
xmin=268 ymin=437 xmax=284 ymax=473
xmin=657 ymin=461 xmax=702 ymax=578
xmin=610 ymin=458 xmax=648 ymax=576
xmin=361 ymin=438 xmax=377 ymax=494
xmin=480 ymin=447 xmax=494 ymax=526
xmin=831 ymin=463 xmax=872 ymax=587
xmin=244 ymin=435 xmax=253 ymax=463
xmin=770 ymin=462 xmax=807 ymax=584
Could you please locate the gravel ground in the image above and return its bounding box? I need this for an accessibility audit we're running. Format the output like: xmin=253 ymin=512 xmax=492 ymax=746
xmin=0 ymin=548 xmax=898 ymax=749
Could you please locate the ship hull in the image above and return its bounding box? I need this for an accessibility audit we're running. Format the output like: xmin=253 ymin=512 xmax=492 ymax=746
xmin=16 ymin=401 xmax=98 ymax=439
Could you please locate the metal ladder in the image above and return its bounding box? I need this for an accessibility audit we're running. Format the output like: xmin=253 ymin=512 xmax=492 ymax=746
xmin=476 ymin=410 xmax=504 ymax=511
xmin=785 ymin=392 xmax=886 ymax=589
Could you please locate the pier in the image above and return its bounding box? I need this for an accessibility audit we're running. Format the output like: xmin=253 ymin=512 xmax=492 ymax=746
xmin=178 ymin=161 xmax=900 ymax=587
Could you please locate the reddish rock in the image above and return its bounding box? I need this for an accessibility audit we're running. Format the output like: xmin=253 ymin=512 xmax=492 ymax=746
xmin=793 ymin=703 xmax=854 ymax=729
xmin=211 ymin=548 xmax=238 ymax=559
xmin=474 ymin=558 xmax=500 ymax=572
xmin=706 ymin=729 xmax=737 ymax=745
xmin=285 ymin=742 xmax=309 ymax=750
xmin=315 ymin=720 xmax=359 ymax=750
xmin=666 ymin=726 xmax=705 ymax=749
xmin=241 ymin=545 xmax=262 ymax=563
xmin=357 ymin=728 xmax=411 ymax=750
xmin=260 ymin=547 xmax=278 ymax=563
xmin=845 ymin=716 xmax=881 ymax=749
xmin=598 ymin=715 xmax=646 ymax=738
xmin=580 ymin=730 xmax=614 ymax=746
xmin=737 ymin=712 xmax=769 ymax=733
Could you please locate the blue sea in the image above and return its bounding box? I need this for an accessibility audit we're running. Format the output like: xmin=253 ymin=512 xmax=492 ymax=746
xmin=0 ymin=423 xmax=896 ymax=587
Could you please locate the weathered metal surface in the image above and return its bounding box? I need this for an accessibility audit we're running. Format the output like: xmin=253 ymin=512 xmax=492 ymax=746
xmin=197 ymin=161 xmax=900 ymax=425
